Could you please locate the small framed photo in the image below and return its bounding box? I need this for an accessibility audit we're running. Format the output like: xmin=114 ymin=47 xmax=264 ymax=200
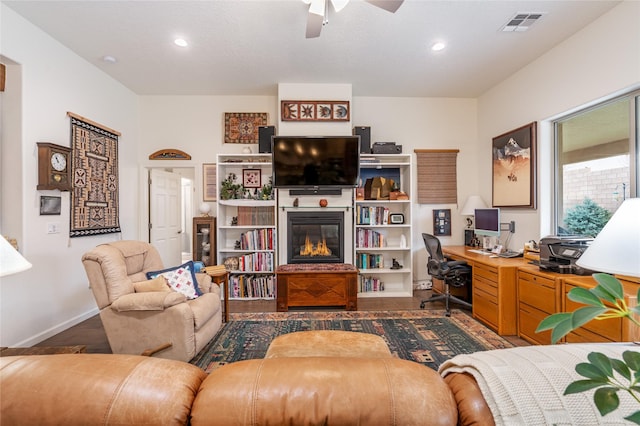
xmin=242 ymin=169 xmax=261 ymax=188
xmin=40 ymin=196 xmax=61 ymax=215
xmin=433 ymin=208 xmax=451 ymax=236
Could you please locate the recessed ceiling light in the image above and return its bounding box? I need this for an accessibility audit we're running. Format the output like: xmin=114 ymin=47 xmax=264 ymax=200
xmin=431 ymin=42 xmax=446 ymax=52
xmin=174 ymin=38 xmax=188 ymax=47
xmin=102 ymin=55 xmax=117 ymax=63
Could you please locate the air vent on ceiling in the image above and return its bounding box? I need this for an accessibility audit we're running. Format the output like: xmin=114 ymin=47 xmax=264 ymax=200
xmin=501 ymin=13 xmax=544 ymax=32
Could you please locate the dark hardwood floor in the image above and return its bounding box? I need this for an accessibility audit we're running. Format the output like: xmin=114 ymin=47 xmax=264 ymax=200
xmin=34 ymin=289 xmax=528 ymax=353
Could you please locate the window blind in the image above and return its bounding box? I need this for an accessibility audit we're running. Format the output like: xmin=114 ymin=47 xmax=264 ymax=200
xmin=414 ymin=149 xmax=459 ymax=204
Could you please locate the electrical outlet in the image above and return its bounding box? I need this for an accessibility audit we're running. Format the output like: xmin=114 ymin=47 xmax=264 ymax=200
xmin=47 ymin=222 xmax=61 ymax=234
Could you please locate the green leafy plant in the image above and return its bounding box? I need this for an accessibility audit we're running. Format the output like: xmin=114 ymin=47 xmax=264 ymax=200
xmin=563 ymin=198 xmax=611 ymax=237
xmin=536 ymin=273 xmax=640 ymax=423
xmin=219 ymin=173 xmax=244 ymax=200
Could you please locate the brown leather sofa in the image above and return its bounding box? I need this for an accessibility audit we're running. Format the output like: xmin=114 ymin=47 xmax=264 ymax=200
xmin=1 ymin=353 xmax=459 ymax=425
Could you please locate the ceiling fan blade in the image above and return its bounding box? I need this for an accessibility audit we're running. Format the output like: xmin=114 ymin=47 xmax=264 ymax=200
xmin=306 ymin=12 xmax=324 ymax=38
xmin=366 ymin=0 xmax=404 ymax=13
xmin=306 ymin=0 xmax=325 ymax=38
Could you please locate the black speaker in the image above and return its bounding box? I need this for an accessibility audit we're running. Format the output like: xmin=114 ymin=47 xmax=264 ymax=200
xmin=464 ymin=229 xmax=475 ymax=246
xmin=353 ymin=126 xmax=371 ymax=154
xmin=258 ymin=125 xmax=275 ymax=153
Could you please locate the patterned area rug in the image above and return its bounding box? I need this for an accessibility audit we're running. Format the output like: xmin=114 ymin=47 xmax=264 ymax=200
xmin=190 ymin=309 xmax=514 ymax=373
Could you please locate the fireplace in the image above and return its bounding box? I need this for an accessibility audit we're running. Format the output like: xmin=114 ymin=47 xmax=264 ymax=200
xmin=287 ymin=211 xmax=344 ymax=264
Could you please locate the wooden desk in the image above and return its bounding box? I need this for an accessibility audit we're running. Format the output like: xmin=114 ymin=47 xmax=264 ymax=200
xmin=443 ymin=246 xmax=528 ymax=336
xmin=563 ymin=275 xmax=640 ymax=343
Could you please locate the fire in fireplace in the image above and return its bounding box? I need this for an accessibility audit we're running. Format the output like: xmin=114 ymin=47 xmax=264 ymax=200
xmin=287 ymin=211 xmax=344 ymax=264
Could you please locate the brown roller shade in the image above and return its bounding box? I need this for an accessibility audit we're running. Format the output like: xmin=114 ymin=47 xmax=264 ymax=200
xmin=414 ymin=149 xmax=459 ymax=204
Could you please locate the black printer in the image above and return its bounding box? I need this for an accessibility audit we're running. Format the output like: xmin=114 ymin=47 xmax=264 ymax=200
xmin=539 ymin=235 xmax=594 ymax=275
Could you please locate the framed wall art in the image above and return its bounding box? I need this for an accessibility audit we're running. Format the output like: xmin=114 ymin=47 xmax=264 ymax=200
xmin=203 ymin=163 xmax=217 ymax=201
xmin=433 ymin=209 xmax=451 ymax=236
xmin=492 ymin=122 xmax=537 ymax=209
xmin=243 ymin=169 xmax=261 ymax=188
xmin=224 ymin=112 xmax=268 ymax=144
xmin=40 ymin=196 xmax=61 ymax=215
xmin=280 ymin=100 xmax=350 ymax=122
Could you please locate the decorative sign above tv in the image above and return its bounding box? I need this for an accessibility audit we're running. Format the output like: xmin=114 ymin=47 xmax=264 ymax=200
xmin=281 ymin=100 xmax=350 ymax=122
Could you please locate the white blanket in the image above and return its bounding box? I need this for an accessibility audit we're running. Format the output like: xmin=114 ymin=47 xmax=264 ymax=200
xmin=439 ymin=343 xmax=639 ymax=425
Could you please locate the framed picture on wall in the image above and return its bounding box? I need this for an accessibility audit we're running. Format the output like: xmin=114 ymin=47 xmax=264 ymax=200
xmin=40 ymin=196 xmax=61 ymax=215
xmin=243 ymin=169 xmax=261 ymax=188
xmin=203 ymin=163 xmax=217 ymax=201
xmin=433 ymin=209 xmax=451 ymax=236
xmin=492 ymin=122 xmax=537 ymax=209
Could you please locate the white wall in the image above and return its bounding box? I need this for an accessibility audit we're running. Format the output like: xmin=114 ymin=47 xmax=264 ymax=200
xmin=0 ymin=5 xmax=139 ymax=347
xmin=477 ymin=0 xmax=640 ymax=250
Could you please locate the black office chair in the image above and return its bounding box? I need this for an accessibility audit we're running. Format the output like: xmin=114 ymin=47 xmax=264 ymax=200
xmin=420 ymin=233 xmax=472 ymax=316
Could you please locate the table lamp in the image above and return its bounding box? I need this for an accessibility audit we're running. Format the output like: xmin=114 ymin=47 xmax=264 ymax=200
xmin=0 ymin=236 xmax=32 ymax=277
xmin=460 ymin=195 xmax=487 ymax=229
xmin=576 ymin=198 xmax=640 ymax=282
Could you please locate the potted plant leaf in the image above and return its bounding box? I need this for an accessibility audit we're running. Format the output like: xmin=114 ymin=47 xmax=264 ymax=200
xmin=536 ymin=273 xmax=640 ymax=423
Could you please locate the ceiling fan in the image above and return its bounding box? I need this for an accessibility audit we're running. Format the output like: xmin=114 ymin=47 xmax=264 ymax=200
xmin=303 ymin=0 xmax=404 ymax=38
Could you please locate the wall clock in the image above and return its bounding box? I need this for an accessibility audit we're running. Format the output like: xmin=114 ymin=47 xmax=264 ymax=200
xmin=37 ymin=142 xmax=72 ymax=191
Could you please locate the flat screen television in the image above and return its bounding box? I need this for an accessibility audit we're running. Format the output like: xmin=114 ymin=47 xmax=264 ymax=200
xmin=272 ymin=136 xmax=360 ymax=189
xmin=474 ymin=208 xmax=500 ymax=237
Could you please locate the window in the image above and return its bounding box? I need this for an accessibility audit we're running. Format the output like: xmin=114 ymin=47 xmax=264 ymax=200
xmin=554 ymin=90 xmax=639 ymax=236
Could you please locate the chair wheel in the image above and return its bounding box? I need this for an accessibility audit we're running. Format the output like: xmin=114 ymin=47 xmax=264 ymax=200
xmin=445 ymin=311 xmax=451 ymax=317
xmin=420 ymin=302 xmax=426 ymax=309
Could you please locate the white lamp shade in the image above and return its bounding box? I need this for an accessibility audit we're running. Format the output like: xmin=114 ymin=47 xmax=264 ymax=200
xmin=576 ymin=198 xmax=640 ymax=277
xmin=460 ymin=195 xmax=488 ymax=216
xmin=0 ymin=237 xmax=32 ymax=277
xmin=199 ymin=202 xmax=211 ymax=215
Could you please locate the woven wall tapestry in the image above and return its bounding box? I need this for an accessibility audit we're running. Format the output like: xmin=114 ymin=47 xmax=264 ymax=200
xmin=68 ymin=112 xmax=121 ymax=237
xmin=224 ymin=112 xmax=267 ymax=143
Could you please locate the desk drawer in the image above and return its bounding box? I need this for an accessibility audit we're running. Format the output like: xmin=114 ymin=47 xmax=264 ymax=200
xmin=518 ymin=270 xmax=555 ymax=289
xmin=474 ymin=276 xmax=498 ymax=300
xmin=518 ymin=275 xmax=556 ymax=314
xmin=566 ymin=327 xmax=613 ymax=343
xmin=474 ymin=295 xmax=498 ymax=329
xmin=565 ymin=296 xmax=621 ymax=341
xmin=473 ymin=263 xmax=498 ymax=283
xmin=518 ymin=302 xmax=551 ymax=345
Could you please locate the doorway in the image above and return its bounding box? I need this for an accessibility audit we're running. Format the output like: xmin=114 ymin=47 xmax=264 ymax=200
xmin=145 ymin=167 xmax=196 ymax=266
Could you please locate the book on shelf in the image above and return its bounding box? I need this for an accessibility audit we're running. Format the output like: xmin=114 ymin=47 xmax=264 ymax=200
xmin=229 ymin=274 xmax=275 ymax=299
xmin=237 ymin=252 xmax=274 ymax=272
xmin=356 ymin=206 xmax=390 ymax=225
xmin=239 ymin=228 xmax=275 ymax=251
xmin=359 ymin=276 xmax=384 ymax=292
xmin=237 ymin=206 xmax=274 ymax=226
xmin=356 ymin=253 xmax=384 ymax=269
xmin=356 ymin=228 xmax=385 ymax=248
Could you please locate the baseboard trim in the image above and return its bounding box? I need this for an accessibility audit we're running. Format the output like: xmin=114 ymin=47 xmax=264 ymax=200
xmin=13 ymin=307 xmax=99 ymax=348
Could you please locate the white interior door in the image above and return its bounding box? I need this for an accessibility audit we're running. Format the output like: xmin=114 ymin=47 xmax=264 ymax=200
xmin=149 ymin=169 xmax=182 ymax=266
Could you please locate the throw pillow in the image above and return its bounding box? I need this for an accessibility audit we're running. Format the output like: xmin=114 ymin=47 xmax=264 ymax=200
xmin=146 ymin=261 xmax=202 ymax=299
xmin=133 ymin=276 xmax=171 ymax=293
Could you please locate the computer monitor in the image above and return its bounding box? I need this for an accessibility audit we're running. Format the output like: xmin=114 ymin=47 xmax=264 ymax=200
xmin=474 ymin=208 xmax=500 ymax=237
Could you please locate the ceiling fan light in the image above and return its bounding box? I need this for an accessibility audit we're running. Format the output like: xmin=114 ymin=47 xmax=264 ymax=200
xmin=309 ymin=0 xmax=325 ymax=16
xmin=331 ymin=0 xmax=349 ymax=13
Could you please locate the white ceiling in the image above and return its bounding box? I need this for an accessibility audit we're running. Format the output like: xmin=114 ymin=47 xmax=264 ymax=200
xmin=4 ymin=0 xmax=621 ymax=97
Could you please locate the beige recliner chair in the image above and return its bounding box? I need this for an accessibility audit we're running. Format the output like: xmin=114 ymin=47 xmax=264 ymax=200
xmin=82 ymin=240 xmax=223 ymax=362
